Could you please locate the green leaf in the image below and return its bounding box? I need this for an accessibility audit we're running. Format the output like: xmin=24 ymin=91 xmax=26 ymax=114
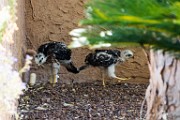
xmin=70 ymin=0 xmax=180 ymax=58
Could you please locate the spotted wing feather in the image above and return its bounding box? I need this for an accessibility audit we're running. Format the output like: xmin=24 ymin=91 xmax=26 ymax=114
xmin=95 ymin=49 xmax=120 ymax=58
xmin=85 ymin=50 xmax=119 ymax=67
xmin=38 ymin=42 xmax=71 ymax=61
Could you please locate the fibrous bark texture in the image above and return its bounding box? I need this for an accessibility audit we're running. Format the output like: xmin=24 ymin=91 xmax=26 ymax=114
xmin=146 ymin=50 xmax=180 ymax=120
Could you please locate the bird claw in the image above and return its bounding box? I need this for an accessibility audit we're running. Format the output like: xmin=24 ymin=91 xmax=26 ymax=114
xmin=115 ymin=77 xmax=131 ymax=81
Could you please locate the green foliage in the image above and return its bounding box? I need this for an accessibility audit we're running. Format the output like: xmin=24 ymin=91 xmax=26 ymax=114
xmin=71 ymin=0 xmax=180 ymax=57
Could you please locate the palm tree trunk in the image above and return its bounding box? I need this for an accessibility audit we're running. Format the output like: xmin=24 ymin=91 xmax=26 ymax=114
xmin=145 ymin=50 xmax=180 ymax=120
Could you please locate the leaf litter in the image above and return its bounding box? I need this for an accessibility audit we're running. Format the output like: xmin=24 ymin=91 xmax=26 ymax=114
xmin=18 ymin=81 xmax=147 ymax=120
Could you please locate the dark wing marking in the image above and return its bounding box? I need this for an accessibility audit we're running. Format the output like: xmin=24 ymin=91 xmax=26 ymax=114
xmin=37 ymin=42 xmax=71 ymax=61
xmin=47 ymin=43 xmax=71 ymax=61
xmin=85 ymin=51 xmax=118 ymax=67
xmin=95 ymin=49 xmax=120 ymax=57
xmin=37 ymin=43 xmax=50 ymax=56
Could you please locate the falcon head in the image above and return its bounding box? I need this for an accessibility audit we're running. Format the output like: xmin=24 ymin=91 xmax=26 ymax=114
xmin=34 ymin=52 xmax=47 ymax=66
xmin=119 ymin=50 xmax=134 ymax=62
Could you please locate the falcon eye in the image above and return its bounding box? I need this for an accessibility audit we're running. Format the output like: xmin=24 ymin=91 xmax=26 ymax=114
xmin=127 ymin=54 xmax=132 ymax=57
xmin=35 ymin=54 xmax=42 ymax=58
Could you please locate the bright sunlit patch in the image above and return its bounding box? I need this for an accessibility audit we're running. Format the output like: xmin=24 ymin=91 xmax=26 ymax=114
xmin=106 ymin=30 xmax=113 ymax=36
xmin=100 ymin=30 xmax=113 ymax=37
xmin=69 ymin=37 xmax=89 ymax=48
xmin=69 ymin=28 xmax=86 ymax=37
xmin=100 ymin=31 xmax=106 ymax=37
xmin=0 ymin=7 xmax=10 ymax=29
xmin=90 ymin=42 xmax=111 ymax=49
xmin=0 ymin=1 xmax=28 ymax=118
xmin=85 ymin=6 xmax=93 ymax=19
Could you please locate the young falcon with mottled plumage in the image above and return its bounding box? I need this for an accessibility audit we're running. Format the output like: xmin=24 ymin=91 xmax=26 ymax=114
xmin=79 ymin=49 xmax=134 ymax=87
xmin=35 ymin=41 xmax=79 ymax=74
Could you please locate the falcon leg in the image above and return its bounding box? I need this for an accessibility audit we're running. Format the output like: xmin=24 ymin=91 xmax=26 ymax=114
xmin=50 ymin=62 xmax=60 ymax=86
xmin=102 ymin=69 xmax=106 ymax=87
xmin=100 ymin=68 xmax=107 ymax=87
xmin=107 ymin=64 xmax=131 ymax=82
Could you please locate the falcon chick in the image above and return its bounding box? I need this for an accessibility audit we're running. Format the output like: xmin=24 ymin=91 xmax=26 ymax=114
xmin=35 ymin=41 xmax=79 ymax=74
xmin=79 ymin=49 xmax=134 ymax=87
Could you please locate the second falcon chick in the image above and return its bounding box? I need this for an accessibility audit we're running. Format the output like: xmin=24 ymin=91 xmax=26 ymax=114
xmin=79 ymin=49 xmax=134 ymax=86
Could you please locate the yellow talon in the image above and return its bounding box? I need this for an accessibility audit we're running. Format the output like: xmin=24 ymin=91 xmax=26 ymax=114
xmin=115 ymin=77 xmax=131 ymax=81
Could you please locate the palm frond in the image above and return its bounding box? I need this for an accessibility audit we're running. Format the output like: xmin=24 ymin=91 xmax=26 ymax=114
xmin=70 ymin=0 xmax=180 ymax=58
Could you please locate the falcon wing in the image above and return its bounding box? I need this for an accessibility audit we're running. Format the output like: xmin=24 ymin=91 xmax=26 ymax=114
xmin=37 ymin=43 xmax=51 ymax=56
xmin=88 ymin=51 xmax=117 ymax=67
xmin=95 ymin=49 xmax=120 ymax=58
xmin=46 ymin=42 xmax=71 ymax=60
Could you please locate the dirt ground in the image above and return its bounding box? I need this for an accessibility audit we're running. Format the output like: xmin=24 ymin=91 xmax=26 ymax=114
xmin=18 ymin=81 xmax=147 ymax=120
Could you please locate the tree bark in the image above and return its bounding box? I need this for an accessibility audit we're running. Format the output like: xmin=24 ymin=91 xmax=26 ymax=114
xmin=145 ymin=50 xmax=180 ymax=120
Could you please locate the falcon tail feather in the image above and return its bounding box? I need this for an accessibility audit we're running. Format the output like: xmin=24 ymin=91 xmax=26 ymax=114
xmin=63 ymin=62 xmax=79 ymax=74
xmin=79 ymin=64 xmax=90 ymax=71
